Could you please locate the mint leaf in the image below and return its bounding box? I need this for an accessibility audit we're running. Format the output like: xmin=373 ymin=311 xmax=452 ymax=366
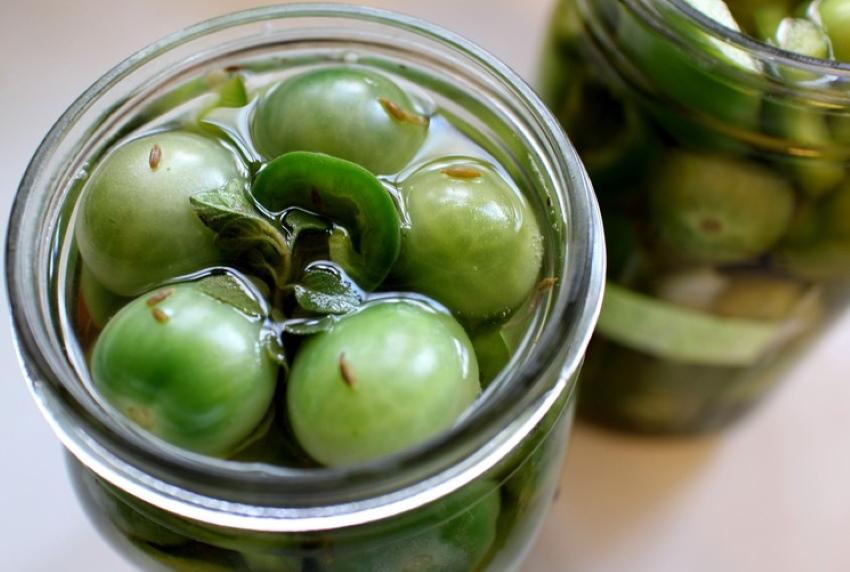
xmin=293 ymin=263 xmax=364 ymax=315
xmin=195 ymin=274 xmax=265 ymax=318
xmin=281 ymin=208 xmax=331 ymax=246
xmin=191 ymin=180 xmax=291 ymax=290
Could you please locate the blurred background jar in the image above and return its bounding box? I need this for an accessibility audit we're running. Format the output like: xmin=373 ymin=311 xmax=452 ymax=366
xmin=5 ymin=5 xmax=604 ymax=571
xmin=540 ymin=0 xmax=850 ymax=434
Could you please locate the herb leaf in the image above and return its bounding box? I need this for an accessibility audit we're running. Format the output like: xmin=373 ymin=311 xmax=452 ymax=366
xmin=196 ymin=274 xmax=265 ymax=318
xmin=281 ymin=208 xmax=331 ymax=247
xmin=293 ymin=263 xmax=364 ymax=315
xmin=190 ymin=180 xmax=292 ymax=290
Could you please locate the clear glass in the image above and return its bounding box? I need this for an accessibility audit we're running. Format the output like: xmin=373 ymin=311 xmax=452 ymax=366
xmin=5 ymin=5 xmax=604 ymax=571
xmin=540 ymin=0 xmax=850 ymax=434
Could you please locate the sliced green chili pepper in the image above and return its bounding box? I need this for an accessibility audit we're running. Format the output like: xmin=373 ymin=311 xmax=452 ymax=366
xmin=251 ymin=151 xmax=401 ymax=290
xmin=618 ymin=0 xmax=763 ymax=142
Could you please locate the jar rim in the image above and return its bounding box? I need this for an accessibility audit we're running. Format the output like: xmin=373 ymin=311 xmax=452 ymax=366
xmin=6 ymin=3 xmax=605 ymax=531
xmin=654 ymin=0 xmax=850 ymax=75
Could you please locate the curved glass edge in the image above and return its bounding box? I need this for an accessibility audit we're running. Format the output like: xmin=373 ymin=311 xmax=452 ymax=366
xmin=626 ymin=0 xmax=850 ymax=107
xmin=660 ymin=0 xmax=850 ymax=74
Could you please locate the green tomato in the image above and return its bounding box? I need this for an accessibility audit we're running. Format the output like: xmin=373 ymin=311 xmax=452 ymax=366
xmin=777 ymin=238 xmax=850 ymax=279
xmin=79 ymin=263 xmax=129 ymax=329
xmin=393 ymin=158 xmax=543 ymax=322
xmin=91 ymin=281 xmax=277 ymax=456
xmin=471 ymin=328 xmax=511 ymax=388
xmin=239 ymin=551 xmax=302 ymax=572
xmin=763 ymin=100 xmax=845 ymax=198
xmin=252 ymin=151 xmax=401 ymax=290
xmin=324 ymin=480 xmax=501 ymax=572
xmin=727 ymin=0 xmax=794 ymax=36
xmin=712 ymin=275 xmax=805 ymax=319
xmin=817 ymin=0 xmax=850 ymax=61
xmin=783 ymin=199 xmax=822 ymax=247
xmin=81 ymin=473 xmax=189 ymax=548
xmin=76 ymin=131 xmax=243 ymax=296
xmin=251 ymin=66 xmax=428 ymax=174
xmin=649 ymin=151 xmax=794 ymax=263
xmin=822 ymin=179 xmax=850 ymax=239
xmin=287 ymin=299 xmax=480 ymax=466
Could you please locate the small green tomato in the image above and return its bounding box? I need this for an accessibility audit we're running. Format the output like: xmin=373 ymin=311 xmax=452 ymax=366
xmin=91 ymin=281 xmax=277 ymax=456
xmin=79 ymin=263 xmax=129 ymax=329
xmin=75 ymin=131 xmax=244 ymax=296
xmin=287 ymin=299 xmax=480 ymax=467
xmin=393 ymin=158 xmax=544 ymax=322
xmin=822 ymin=180 xmax=850 ymax=239
xmin=251 ymin=66 xmax=428 ymax=174
xmin=649 ymin=151 xmax=794 ymax=263
xmin=817 ymin=0 xmax=850 ymax=61
xmin=325 ymin=480 xmax=501 ymax=572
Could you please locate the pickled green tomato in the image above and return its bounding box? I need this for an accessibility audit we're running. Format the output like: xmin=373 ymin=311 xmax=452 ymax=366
xmin=326 ymin=481 xmax=501 ymax=572
xmin=393 ymin=158 xmax=543 ymax=321
xmin=76 ymin=131 xmax=243 ymax=296
xmin=726 ymin=0 xmax=794 ymax=36
xmin=823 ymin=181 xmax=850 ymax=239
xmin=817 ymin=0 xmax=850 ymax=60
xmin=92 ymin=283 xmax=277 ymax=456
xmin=251 ymin=67 xmax=428 ymax=174
xmin=762 ymin=16 xmax=844 ymax=197
xmin=287 ymin=300 xmax=480 ymax=466
xmin=80 ymin=264 xmax=128 ymax=329
xmin=650 ymin=152 xmax=794 ymax=263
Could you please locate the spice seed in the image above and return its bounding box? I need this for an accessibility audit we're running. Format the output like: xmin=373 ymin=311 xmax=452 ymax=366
xmin=339 ymin=353 xmax=357 ymax=389
xmin=149 ymin=144 xmax=162 ymax=170
xmin=442 ymin=166 xmax=482 ymax=180
xmin=146 ymin=288 xmax=174 ymax=307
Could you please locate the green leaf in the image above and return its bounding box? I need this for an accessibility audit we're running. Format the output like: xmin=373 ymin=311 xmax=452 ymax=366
xmin=195 ymin=274 xmax=265 ymax=318
xmin=281 ymin=208 xmax=331 ymax=246
xmin=293 ymin=264 xmax=364 ymax=315
xmin=190 ymin=180 xmax=291 ymax=289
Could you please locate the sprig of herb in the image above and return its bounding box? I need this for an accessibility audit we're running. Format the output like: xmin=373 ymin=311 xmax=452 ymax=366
xmin=294 ymin=263 xmax=365 ymax=316
xmin=191 ymin=180 xmax=292 ymax=291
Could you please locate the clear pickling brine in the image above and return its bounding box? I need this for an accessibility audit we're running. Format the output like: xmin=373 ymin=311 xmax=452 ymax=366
xmin=12 ymin=8 xmax=602 ymax=571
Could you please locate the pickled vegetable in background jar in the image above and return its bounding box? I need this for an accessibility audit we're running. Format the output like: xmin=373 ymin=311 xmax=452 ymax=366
xmin=6 ymin=6 xmax=604 ymax=572
xmin=540 ymin=0 xmax=850 ymax=434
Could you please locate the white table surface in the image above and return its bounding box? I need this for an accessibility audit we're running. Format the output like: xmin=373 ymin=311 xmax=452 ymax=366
xmin=2 ymin=1 xmax=849 ymax=571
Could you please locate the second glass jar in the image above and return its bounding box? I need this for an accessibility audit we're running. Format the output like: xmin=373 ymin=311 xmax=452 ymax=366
xmin=541 ymin=0 xmax=850 ymax=434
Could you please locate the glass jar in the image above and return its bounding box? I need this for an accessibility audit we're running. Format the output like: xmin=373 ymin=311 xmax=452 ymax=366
xmin=540 ymin=0 xmax=850 ymax=434
xmin=6 ymin=5 xmax=605 ymax=571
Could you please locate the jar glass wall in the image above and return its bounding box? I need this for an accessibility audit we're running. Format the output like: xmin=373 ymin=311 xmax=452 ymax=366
xmin=541 ymin=0 xmax=850 ymax=434
xmin=6 ymin=5 xmax=604 ymax=571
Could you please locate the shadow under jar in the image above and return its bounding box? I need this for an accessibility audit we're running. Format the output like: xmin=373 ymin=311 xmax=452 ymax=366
xmin=6 ymin=5 xmax=605 ymax=572
xmin=540 ymin=0 xmax=850 ymax=435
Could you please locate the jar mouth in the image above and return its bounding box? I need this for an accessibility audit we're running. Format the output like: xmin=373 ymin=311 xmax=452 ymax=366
xmin=656 ymin=0 xmax=850 ymax=76
xmin=6 ymin=3 xmax=605 ymax=531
